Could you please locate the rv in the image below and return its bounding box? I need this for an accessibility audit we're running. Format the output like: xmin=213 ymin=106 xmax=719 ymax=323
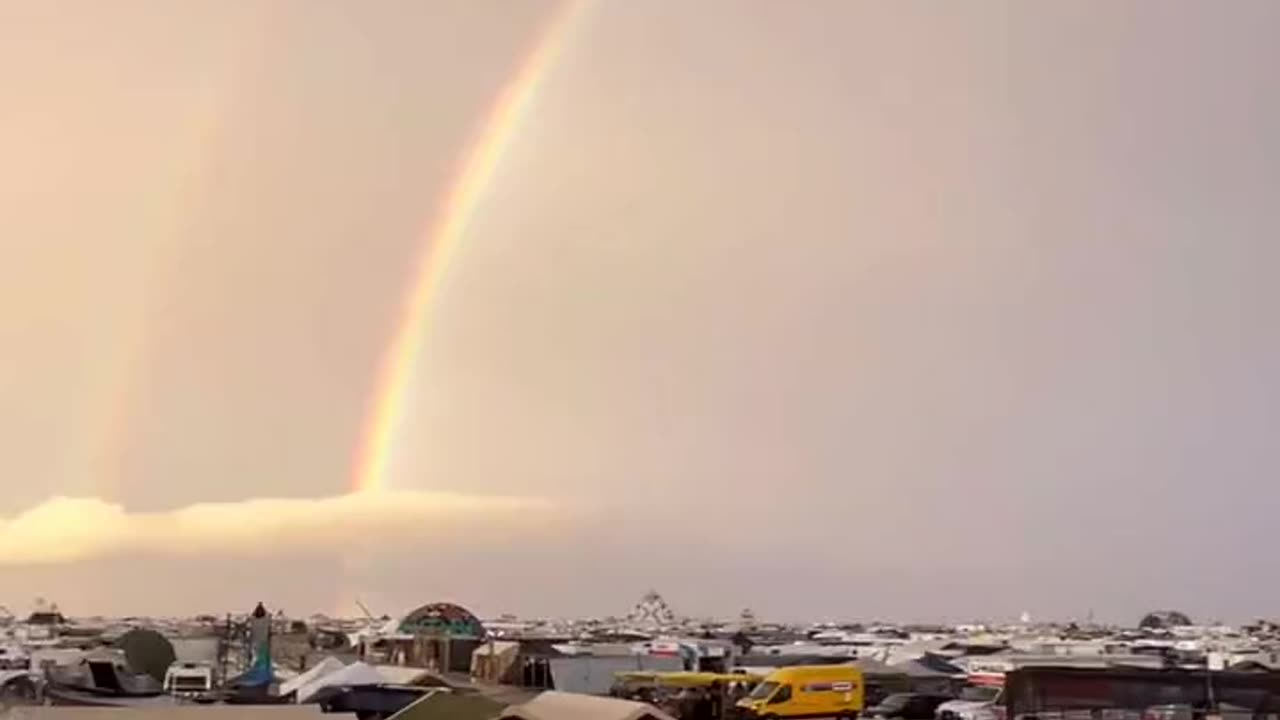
xmin=164 ymin=662 xmax=214 ymax=699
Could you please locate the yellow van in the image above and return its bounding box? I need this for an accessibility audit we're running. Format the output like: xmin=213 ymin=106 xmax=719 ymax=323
xmin=737 ymin=665 xmax=864 ymax=720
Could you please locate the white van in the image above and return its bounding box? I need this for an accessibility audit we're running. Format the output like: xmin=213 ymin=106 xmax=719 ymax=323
xmin=164 ymin=662 xmax=214 ymax=698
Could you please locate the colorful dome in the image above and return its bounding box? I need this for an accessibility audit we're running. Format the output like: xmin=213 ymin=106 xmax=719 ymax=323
xmin=398 ymin=602 xmax=486 ymax=638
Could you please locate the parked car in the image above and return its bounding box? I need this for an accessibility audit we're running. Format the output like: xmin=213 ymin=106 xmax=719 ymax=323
xmin=1142 ymin=705 xmax=1194 ymax=720
xmin=936 ymin=685 xmax=1003 ymax=720
xmin=867 ymin=693 xmax=952 ymax=719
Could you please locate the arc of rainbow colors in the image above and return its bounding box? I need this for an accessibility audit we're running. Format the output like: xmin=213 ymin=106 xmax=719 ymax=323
xmin=351 ymin=0 xmax=586 ymax=493
xmin=90 ymin=9 xmax=279 ymax=500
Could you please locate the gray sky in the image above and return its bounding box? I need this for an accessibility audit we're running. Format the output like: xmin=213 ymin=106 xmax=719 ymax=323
xmin=1 ymin=0 xmax=1278 ymax=624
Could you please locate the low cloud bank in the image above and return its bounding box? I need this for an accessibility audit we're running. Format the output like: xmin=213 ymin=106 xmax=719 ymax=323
xmin=0 ymin=491 xmax=557 ymax=565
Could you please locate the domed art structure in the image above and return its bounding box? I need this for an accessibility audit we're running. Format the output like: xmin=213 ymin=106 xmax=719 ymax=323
xmin=115 ymin=628 xmax=176 ymax=684
xmin=397 ymin=602 xmax=486 ymax=639
xmin=1139 ymin=610 xmax=1192 ymax=630
xmin=380 ymin=602 xmax=487 ymax=675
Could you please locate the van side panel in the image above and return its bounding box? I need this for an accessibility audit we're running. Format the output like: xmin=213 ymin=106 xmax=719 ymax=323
xmin=755 ymin=666 xmax=865 ymax=718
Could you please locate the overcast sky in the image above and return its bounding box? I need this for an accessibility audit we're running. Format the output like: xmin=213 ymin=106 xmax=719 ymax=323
xmin=1 ymin=0 xmax=1278 ymax=624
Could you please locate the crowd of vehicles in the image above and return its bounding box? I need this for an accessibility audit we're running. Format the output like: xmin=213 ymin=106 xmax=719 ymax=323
xmin=612 ymin=667 xmax=1002 ymax=720
xmin=612 ymin=671 xmax=761 ymax=720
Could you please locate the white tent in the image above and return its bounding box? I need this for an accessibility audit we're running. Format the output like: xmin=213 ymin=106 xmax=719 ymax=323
xmin=288 ymin=660 xmax=387 ymax=704
xmin=500 ymin=692 xmax=675 ymax=720
xmin=279 ymin=656 xmax=346 ymax=701
xmin=372 ymin=664 xmax=438 ymax=686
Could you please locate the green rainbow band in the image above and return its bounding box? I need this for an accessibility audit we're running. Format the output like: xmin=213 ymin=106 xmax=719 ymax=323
xmin=350 ymin=1 xmax=586 ymax=492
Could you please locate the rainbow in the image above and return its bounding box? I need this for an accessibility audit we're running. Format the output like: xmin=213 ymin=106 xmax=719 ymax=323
xmin=88 ymin=11 xmax=278 ymax=501
xmin=350 ymin=0 xmax=586 ymax=493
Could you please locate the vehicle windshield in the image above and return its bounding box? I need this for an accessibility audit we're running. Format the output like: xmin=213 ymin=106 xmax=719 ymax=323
xmin=959 ymin=687 xmax=1001 ymax=702
xmin=748 ymin=682 xmax=779 ymax=701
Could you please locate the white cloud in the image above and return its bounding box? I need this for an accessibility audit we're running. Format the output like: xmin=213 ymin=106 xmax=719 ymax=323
xmin=0 ymin=491 xmax=558 ymax=565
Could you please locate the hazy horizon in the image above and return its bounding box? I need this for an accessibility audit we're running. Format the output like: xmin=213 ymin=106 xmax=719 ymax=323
xmin=2 ymin=0 xmax=1279 ymax=623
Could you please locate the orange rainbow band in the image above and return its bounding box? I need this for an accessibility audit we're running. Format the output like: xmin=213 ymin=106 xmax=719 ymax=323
xmin=350 ymin=1 xmax=586 ymax=493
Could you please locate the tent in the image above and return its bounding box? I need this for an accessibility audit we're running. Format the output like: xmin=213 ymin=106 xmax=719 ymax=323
xmin=373 ymin=665 xmax=441 ymax=686
xmin=887 ymin=659 xmax=962 ymax=695
xmin=500 ymin=692 xmax=676 ymax=720
xmin=389 ymin=691 xmax=505 ymax=720
xmin=891 ymin=660 xmax=954 ymax=678
xmin=906 ymin=653 xmax=966 ymax=676
xmin=288 ymin=661 xmax=387 ymax=704
xmin=547 ymin=655 xmax=683 ymax=695
xmin=116 ymin=629 xmax=177 ymax=684
xmin=279 ymin=657 xmax=346 ymax=701
xmin=848 ymin=659 xmax=912 ymax=701
xmin=471 ymin=641 xmax=521 ymax=684
xmin=849 ymin=659 xmax=904 ymax=676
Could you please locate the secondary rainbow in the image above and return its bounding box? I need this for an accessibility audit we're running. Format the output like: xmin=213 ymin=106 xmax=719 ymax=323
xmin=89 ymin=13 xmax=278 ymax=501
xmin=350 ymin=1 xmax=585 ymax=493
